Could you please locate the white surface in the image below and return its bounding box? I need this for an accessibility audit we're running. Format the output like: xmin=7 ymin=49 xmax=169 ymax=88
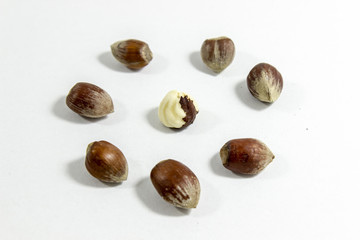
xmin=1 ymin=0 xmax=359 ymax=239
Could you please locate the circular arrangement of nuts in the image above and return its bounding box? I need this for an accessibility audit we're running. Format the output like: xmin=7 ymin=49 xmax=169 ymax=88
xmin=65 ymin=37 xmax=282 ymax=210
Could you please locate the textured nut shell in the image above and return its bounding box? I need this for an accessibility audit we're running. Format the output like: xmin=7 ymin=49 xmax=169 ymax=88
xmin=66 ymin=82 xmax=114 ymax=118
xmin=201 ymin=36 xmax=235 ymax=73
xmin=150 ymin=159 xmax=200 ymax=209
xmin=220 ymin=138 xmax=274 ymax=174
xmin=158 ymin=90 xmax=199 ymax=129
xmin=247 ymin=63 xmax=283 ymax=103
xmin=85 ymin=141 xmax=128 ymax=183
xmin=111 ymin=39 xmax=153 ymax=70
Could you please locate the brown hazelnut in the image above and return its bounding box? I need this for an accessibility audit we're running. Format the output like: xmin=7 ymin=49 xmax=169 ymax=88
xmin=66 ymin=82 xmax=114 ymax=118
xmin=200 ymin=36 xmax=235 ymax=73
xmin=85 ymin=140 xmax=128 ymax=183
xmin=150 ymin=159 xmax=200 ymax=209
xmin=220 ymin=138 xmax=274 ymax=175
xmin=110 ymin=39 xmax=153 ymax=70
xmin=158 ymin=90 xmax=199 ymax=129
xmin=247 ymin=63 xmax=283 ymax=103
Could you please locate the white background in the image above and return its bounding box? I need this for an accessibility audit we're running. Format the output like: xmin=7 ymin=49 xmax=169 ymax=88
xmin=1 ymin=0 xmax=359 ymax=239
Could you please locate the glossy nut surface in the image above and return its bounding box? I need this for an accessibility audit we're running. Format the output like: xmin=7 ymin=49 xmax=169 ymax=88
xmin=150 ymin=159 xmax=200 ymax=209
xmin=66 ymin=82 xmax=114 ymax=118
xmin=220 ymin=138 xmax=274 ymax=175
xmin=247 ymin=63 xmax=283 ymax=103
xmin=85 ymin=141 xmax=128 ymax=183
xmin=158 ymin=90 xmax=199 ymax=129
xmin=111 ymin=39 xmax=153 ymax=70
xmin=201 ymin=36 xmax=235 ymax=73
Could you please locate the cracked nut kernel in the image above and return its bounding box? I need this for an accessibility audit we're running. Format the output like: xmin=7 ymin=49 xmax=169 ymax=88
xmin=158 ymin=90 xmax=199 ymax=129
xmin=85 ymin=140 xmax=128 ymax=183
xmin=66 ymin=82 xmax=114 ymax=118
xmin=150 ymin=159 xmax=200 ymax=209
xmin=201 ymin=36 xmax=235 ymax=73
xmin=111 ymin=39 xmax=153 ymax=70
xmin=220 ymin=138 xmax=274 ymax=175
xmin=247 ymin=63 xmax=283 ymax=103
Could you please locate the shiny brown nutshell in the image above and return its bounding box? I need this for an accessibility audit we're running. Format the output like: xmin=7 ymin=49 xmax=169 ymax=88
xmin=66 ymin=82 xmax=114 ymax=118
xmin=247 ymin=63 xmax=283 ymax=103
xmin=150 ymin=159 xmax=200 ymax=209
xmin=111 ymin=39 xmax=153 ymax=70
xmin=85 ymin=141 xmax=128 ymax=183
xmin=201 ymin=36 xmax=235 ymax=73
xmin=220 ymin=138 xmax=274 ymax=175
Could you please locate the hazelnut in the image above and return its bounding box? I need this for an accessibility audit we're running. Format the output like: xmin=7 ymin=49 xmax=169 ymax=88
xmin=150 ymin=159 xmax=200 ymax=209
xmin=85 ymin=140 xmax=128 ymax=183
xmin=158 ymin=90 xmax=199 ymax=129
xmin=66 ymin=82 xmax=114 ymax=118
xmin=220 ymin=138 xmax=274 ymax=175
xmin=110 ymin=39 xmax=153 ymax=70
xmin=247 ymin=63 xmax=283 ymax=103
xmin=200 ymin=36 xmax=235 ymax=73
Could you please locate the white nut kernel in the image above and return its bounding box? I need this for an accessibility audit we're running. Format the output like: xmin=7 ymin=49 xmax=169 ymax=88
xmin=158 ymin=90 xmax=199 ymax=129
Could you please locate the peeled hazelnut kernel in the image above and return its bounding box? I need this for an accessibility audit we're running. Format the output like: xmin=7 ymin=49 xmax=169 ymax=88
xmin=66 ymin=82 xmax=114 ymax=118
xmin=85 ymin=140 xmax=128 ymax=183
xmin=201 ymin=36 xmax=235 ymax=73
xmin=247 ymin=63 xmax=283 ymax=103
xmin=150 ymin=159 xmax=200 ymax=209
xmin=220 ymin=138 xmax=274 ymax=175
xmin=110 ymin=39 xmax=153 ymax=70
xmin=158 ymin=90 xmax=199 ymax=129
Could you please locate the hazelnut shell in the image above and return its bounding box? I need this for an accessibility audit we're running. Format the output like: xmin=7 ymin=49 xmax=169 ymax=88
xmin=85 ymin=141 xmax=128 ymax=183
xmin=220 ymin=138 xmax=274 ymax=175
xmin=111 ymin=39 xmax=153 ymax=70
xmin=150 ymin=159 xmax=200 ymax=209
xmin=247 ymin=63 xmax=283 ymax=103
xmin=201 ymin=36 xmax=235 ymax=73
xmin=66 ymin=82 xmax=114 ymax=118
